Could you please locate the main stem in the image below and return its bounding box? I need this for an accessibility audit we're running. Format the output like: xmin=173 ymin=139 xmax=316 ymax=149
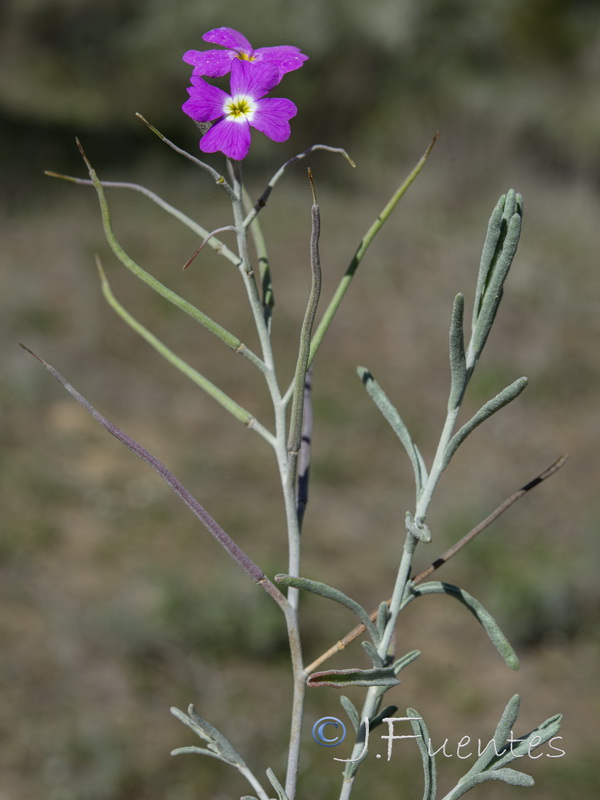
xmin=338 ymin=401 xmax=462 ymax=800
xmin=229 ymin=160 xmax=305 ymax=799
xmin=337 ymin=532 xmax=417 ymax=800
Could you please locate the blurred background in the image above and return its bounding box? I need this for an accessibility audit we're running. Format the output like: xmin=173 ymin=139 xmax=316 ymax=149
xmin=2 ymin=0 xmax=600 ymax=798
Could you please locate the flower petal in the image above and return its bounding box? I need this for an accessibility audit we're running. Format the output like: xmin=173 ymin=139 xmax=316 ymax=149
xmin=202 ymin=27 xmax=253 ymax=53
xmin=251 ymin=97 xmax=297 ymax=142
xmin=182 ymin=48 xmax=235 ymax=77
xmin=199 ymin=118 xmax=252 ymax=161
xmin=229 ymin=59 xmax=280 ymax=100
xmin=182 ymin=77 xmax=229 ymax=122
xmin=252 ymin=45 xmax=309 ymax=75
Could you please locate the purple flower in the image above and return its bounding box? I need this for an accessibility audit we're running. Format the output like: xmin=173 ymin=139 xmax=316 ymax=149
xmin=183 ymin=27 xmax=308 ymax=79
xmin=182 ymin=60 xmax=297 ymax=161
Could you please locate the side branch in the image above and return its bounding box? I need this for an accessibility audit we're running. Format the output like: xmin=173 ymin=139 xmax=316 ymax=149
xmin=304 ymin=455 xmax=567 ymax=672
xmin=20 ymin=344 xmax=288 ymax=611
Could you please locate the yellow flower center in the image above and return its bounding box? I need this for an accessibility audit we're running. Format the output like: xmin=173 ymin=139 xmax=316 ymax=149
xmin=226 ymin=96 xmax=254 ymax=121
xmin=237 ymin=51 xmax=255 ymax=61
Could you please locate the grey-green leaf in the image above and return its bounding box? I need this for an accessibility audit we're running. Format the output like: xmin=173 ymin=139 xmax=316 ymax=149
xmin=362 ymin=640 xmax=384 ymax=668
xmin=448 ymin=768 xmax=534 ymax=798
xmin=376 ymin=601 xmax=390 ymax=637
xmin=406 ymin=582 xmax=519 ymax=669
xmin=443 ymin=377 xmax=528 ymax=468
xmin=393 ymin=649 xmax=421 ymax=675
xmin=340 ymin=695 xmax=360 ymax=732
xmin=275 ymin=574 xmax=379 ymax=644
xmin=469 ymin=191 xmax=523 ymax=366
xmin=448 ymin=293 xmax=467 ymax=410
xmin=358 ymin=367 xmax=427 ymax=496
xmin=170 ymin=745 xmax=232 ymax=764
xmin=472 ymin=194 xmax=506 ymax=328
xmin=407 ymin=708 xmax=437 ymax=800
xmin=491 ymin=713 xmax=563 ymax=770
xmin=467 ymin=694 xmax=521 ymax=775
xmin=267 ymin=767 xmax=290 ymax=800
xmin=170 ymin=705 xmax=244 ymax=767
xmin=307 ymin=667 xmax=401 ymax=688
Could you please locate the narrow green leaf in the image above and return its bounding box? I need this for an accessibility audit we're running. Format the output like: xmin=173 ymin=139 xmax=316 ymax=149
xmin=266 ymin=768 xmax=290 ymax=800
xmin=448 ymin=293 xmax=467 ymax=409
xmin=275 ymin=574 xmax=379 ymax=644
xmin=444 ymin=377 xmax=528 ymax=468
xmin=408 ymin=582 xmax=519 ymax=669
xmin=307 ymin=667 xmax=401 ymax=688
xmin=359 ymin=367 xmax=427 ymax=496
xmin=407 ymin=708 xmax=437 ymax=800
xmin=340 ymin=695 xmax=360 ymax=733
